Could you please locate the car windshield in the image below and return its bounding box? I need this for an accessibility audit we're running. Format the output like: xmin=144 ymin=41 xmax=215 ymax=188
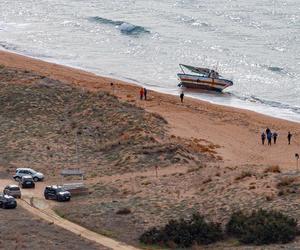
xmin=29 ymin=169 xmax=37 ymax=174
xmin=56 ymin=188 xmax=65 ymax=192
xmin=9 ymin=186 xmax=20 ymax=191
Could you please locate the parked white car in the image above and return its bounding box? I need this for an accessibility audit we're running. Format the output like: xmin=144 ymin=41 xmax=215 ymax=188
xmin=13 ymin=168 xmax=44 ymax=182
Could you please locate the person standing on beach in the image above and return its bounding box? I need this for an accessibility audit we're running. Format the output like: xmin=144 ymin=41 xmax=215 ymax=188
xmin=140 ymin=88 xmax=144 ymax=100
xmin=267 ymin=131 xmax=272 ymax=146
xmin=266 ymin=128 xmax=271 ymax=136
xmin=273 ymin=132 xmax=278 ymax=144
xmin=287 ymin=132 xmax=292 ymax=144
xmin=110 ymin=82 xmax=115 ymax=94
xmin=144 ymin=88 xmax=147 ymax=100
xmin=261 ymin=132 xmax=266 ymax=145
xmin=180 ymin=92 xmax=184 ymax=103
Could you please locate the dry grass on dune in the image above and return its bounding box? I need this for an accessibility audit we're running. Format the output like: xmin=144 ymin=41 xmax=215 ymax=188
xmin=56 ymin=164 xmax=300 ymax=247
xmin=0 ymin=207 xmax=103 ymax=250
xmin=0 ymin=67 xmax=211 ymax=177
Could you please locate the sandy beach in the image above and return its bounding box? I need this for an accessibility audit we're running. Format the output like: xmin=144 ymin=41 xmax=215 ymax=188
xmin=0 ymin=50 xmax=299 ymax=170
xmin=1 ymin=50 xmax=300 ymax=249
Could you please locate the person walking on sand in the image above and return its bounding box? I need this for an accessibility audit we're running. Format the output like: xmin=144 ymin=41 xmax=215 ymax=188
xmin=266 ymin=128 xmax=271 ymax=136
xmin=287 ymin=131 xmax=292 ymax=145
xmin=267 ymin=131 xmax=272 ymax=146
xmin=144 ymin=88 xmax=147 ymax=100
xmin=140 ymin=88 xmax=144 ymax=100
xmin=180 ymin=92 xmax=184 ymax=103
xmin=273 ymin=132 xmax=278 ymax=144
xmin=261 ymin=132 xmax=266 ymax=145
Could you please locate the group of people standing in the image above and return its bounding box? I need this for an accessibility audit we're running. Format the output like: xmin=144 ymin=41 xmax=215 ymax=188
xmin=261 ymin=128 xmax=293 ymax=145
xmin=139 ymin=87 xmax=148 ymax=100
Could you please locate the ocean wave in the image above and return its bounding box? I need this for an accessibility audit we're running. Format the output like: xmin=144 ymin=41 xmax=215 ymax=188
xmin=231 ymin=92 xmax=300 ymax=115
xmin=88 ymin=16 xmax=150 ymax=35
xmin=175 ymin=14 xmax=211 ymax=29
xmin=0 ymin=41 xmax=19 ymax=51
xmin=267 ymin=66 xmax=285 ymax=73
xmin=260 ymin=64 xmax=290 ymax=75
xmin=0 ymin=41 xmax=54 ymax=60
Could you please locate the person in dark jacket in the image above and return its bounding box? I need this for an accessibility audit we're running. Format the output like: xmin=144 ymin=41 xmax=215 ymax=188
xmin=266 ymin=128 xmax=271 ymax=135
xmin=273 ymin=132 xmax=278 ymax=144
xmin=288 ymin=132 xmax=292 ymax=145
xmin=144 ymin=88 xmax=147 ymax=100
xmin=267 ymin=132 xmax=272 ymax=146
xmin=261 ymin=132 xmax=266 ymax=145
xmin=180 ymin=92 xmax=184 ymax=103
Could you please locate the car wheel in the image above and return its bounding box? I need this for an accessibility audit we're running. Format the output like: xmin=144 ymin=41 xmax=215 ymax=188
xmin=45 ymin=195 xmax=49 ymax=200
xmin=33 ymin=177 xmax=39 ymax=182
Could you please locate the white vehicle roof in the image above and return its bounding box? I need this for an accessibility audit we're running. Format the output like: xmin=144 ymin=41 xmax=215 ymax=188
xmin=7 ymin=184 xmax=19 ymax=188
xmin=16 ymin=168 xmax=35 ymax=171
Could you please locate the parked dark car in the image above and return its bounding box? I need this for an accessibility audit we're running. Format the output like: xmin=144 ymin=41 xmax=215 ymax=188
xmin=44 ymin=186 xmax=71 ymax=201
xmin=0 ymin=194 xmax=17 ymax=209
xmin=20 ymin=175 xmax=35 ymax=188
xmin=3 ymin=184 xmax=21 ymax=198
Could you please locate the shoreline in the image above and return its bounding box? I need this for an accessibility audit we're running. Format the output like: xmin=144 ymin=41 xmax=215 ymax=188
xmin=0 ymin=49 xmax=299 ymax=169
xmin=1 ymin=48 xmax=299 ymax=124
xmin=0 ymin=49 xmax=300 ymax=124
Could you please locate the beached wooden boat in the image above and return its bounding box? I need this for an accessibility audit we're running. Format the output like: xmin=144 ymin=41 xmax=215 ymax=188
xmin=177 ymin=64 xmax=233 ymax=92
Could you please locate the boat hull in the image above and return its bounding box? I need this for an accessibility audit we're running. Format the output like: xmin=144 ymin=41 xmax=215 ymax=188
xmin=177 ymin=73 xmax=233 ymax=92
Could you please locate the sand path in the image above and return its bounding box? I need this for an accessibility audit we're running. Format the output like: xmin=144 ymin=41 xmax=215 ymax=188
xmin=0 ymin=178 xmax=140 ymax=250
xmin=18 ymin=198 xmax=140 ymax=250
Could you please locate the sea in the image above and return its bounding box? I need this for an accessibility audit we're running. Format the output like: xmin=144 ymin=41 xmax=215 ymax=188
xmin=0 ymin=0 xmax=299 ymax=122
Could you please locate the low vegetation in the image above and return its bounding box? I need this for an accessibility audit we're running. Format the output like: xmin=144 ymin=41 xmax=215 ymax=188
xmin=226 ymin=210 xmax=298 ymax=245
xmin=277 ymin=176 xmax=296 ymax=188
xmin=140 ymin=210 xmax=298 ymax=248
xmin=264 ymin=165 xmax=281 ymax=173
xmin=139 ymin=213 xmax=223 ymax=248
xmin=235 ymin=170 xmax=254 ymax=181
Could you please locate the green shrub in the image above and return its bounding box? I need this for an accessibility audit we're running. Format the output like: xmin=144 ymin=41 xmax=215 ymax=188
xmin=189 ymin=213 xmax=223 ymax=245
xmin=139 ymin=213 xmax=223 ymax=248
xmin=226 ymin=211 xmax=248 ymax=238
xmin=226 ymin=209 xmax=297 ymax=245
xmin=139 ymin=227 xmax=163 ymax=245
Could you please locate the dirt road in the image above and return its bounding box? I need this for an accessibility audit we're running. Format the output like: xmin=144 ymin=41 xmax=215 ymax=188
xmin=0 ymin=178 xmax=140 ymax=250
